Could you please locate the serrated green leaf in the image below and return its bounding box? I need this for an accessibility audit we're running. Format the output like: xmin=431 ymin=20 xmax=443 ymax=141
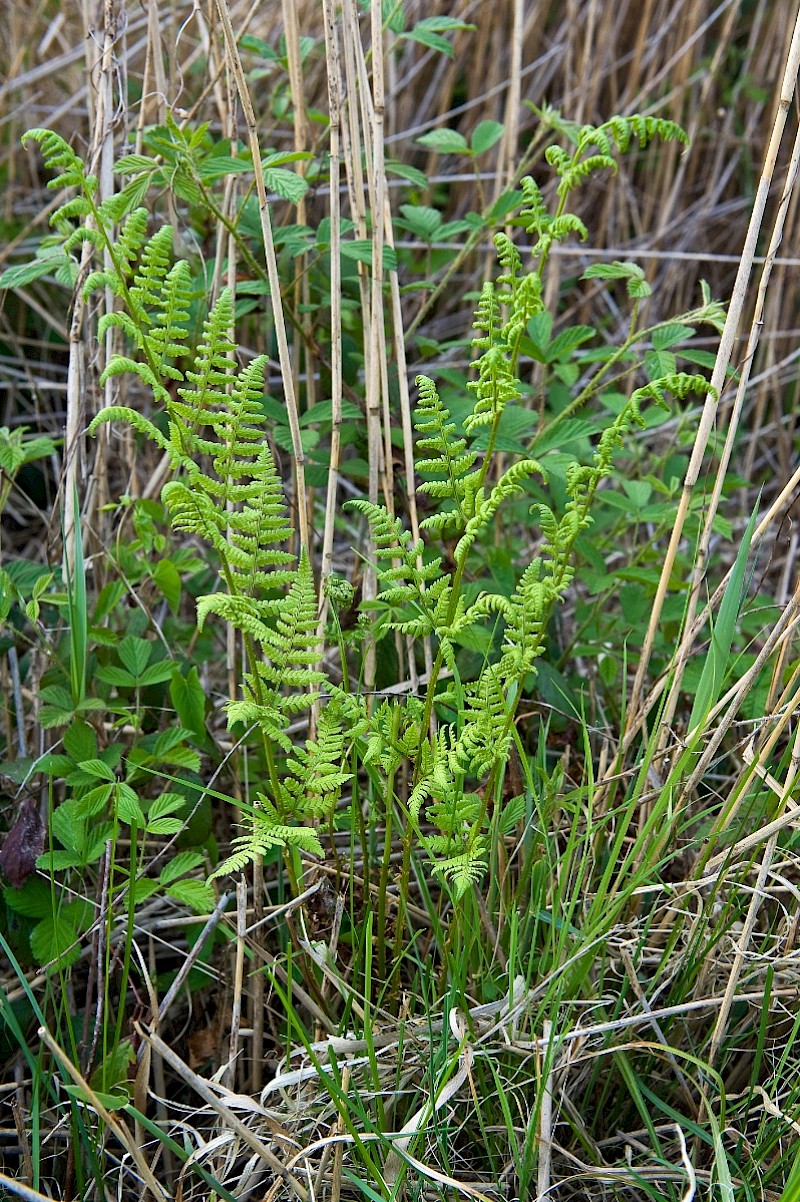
xmin=197 ymin=156 xmax=252 ymax=181
xmin=340 ymin=240 xmax=398 ymax=271
xmin=526 ymin=311 xmax=553 ymax=359
xmin=402 ymin=16 xmax=475 ymax=57
xmin=147 ymin=792 xmax=186 ymax=821
xmin=0 ymin=258 xmax=61 ymax=289
xmin=77 ymin=758 xmax=116 ymax=782
xmin=151 ymin=559 xmax=182 ymax=614
xmin=652 ymin=322 xmax=694 ymax=350
xmin=262 ymin=166 xmax=308 ymax=203
xmin=39 ymin=684 xmax=74 ymax=711
xmin=115 ymin=783 xmax=145 ymax=827
xmin=403 ymin=28 xmax=456 ymax=56
xmin=156 ymin=744 xmax=201 ymax=771
xmin=646 ymin=349 xmax=676 ymax=380
xmin=166 ymin=878 xmax=215 ymax=913
xmin=416 ymin=128 xmax=470 ymax=155
xmin=137 ymin=660 xmax=175 ymax=688
xmin=62 ymin=720 xmax=97 ymax=765
xmin=546 ymin=325 xmax=595 ymax=363
xmin=386 ymin=160 xmax=428 ymax=188
xmin=51 ymin=803 xmax=83 ymax=853
xmin=30 ymin=912 xmax=80 ymax=967
xmin=131 ymin=878 xmax=162 ymax=904
xmin=32 ymin=753 xmax=71 ymax=776
xmin=118 ymin=636 xmax=152 ymax=678
xmin=160 ymin=850 xmax=205 ymax=885
xmin=582 ymin=260 xmax=645 ymax=284
xmin=146 ymin=817 xmax=184 ymax=835
xmin=471 ymin=120 xmax=505 ymax=156
xmin=398 ymin=204 xmax=442 ymax=241
xmin=89 ymin=1038 xmax=135 ymax=1095
xmin=73 ymin=783 xmax=114 ymax=819
xmin=114 ymin=153 xmax=158 ymax=174
xmin=3 ymin=877 xmax=53 ymax=918
xmin=96 ymin=665 xmax=138 ymax=688
xmin=36 ymin=850 xmax=83 ymax=871
xmin=598 ymin=654 xmax=619 ymax=687
xmin=0 ymin=568 xmax=14 ymax=623
xmin=679 ymin=348 xmax=718 ymax=369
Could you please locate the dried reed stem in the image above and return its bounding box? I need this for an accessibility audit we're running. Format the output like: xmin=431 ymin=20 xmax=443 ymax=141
xmin=626 ymin=4 xmax=800 ymax=728
xmin=213 ymin=0 xmax=309 ymax=553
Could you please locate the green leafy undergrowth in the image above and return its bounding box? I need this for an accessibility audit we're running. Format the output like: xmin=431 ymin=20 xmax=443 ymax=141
xmin=7 ymin=114 xmax=726 ymax=910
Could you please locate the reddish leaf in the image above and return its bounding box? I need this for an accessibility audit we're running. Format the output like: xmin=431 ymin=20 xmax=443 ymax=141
xmin=0 ymin=797 xmax=45 ymax=888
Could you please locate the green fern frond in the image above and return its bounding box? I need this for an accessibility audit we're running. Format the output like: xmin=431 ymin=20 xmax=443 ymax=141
xmin=498 ymin=558 xmax=560 ymax=684
xmin=465 ymin=345 xmax=521 ymax=433
xmin=494 ymin=233 xmax=522 ymax=304
xmin=195 ymin=593 xmax=274 ymax=643
xmin=128 ymin=224 xmax=175 ymax=312
xmin=453 ymin=459 xmax=542 ymax=566
xmin=209 ymin=795 xmax=324 ymax=879
xmin=554 ymin=153 xmax=618 ymax=200
xmin=149 ymin=259 xmax=192 ymax=376
xmin=161 ymin=478 xmax=228 ymax=550
xmin=504 ymin=272 xmax=544 ymax=356
xmin=470 ymin=281 xmax=503 ymax=352
xmin=426 ymin=789 xmax=482 ymax=845
xmin=88 ymin=406 xmax=178 ymax=461
xmin=226 ymin=691 xmax=292 ymax=751
xmin=51 ymin=197 xmax=93 ymax=228
xmin=98 ymin=190 xmax=140 ymax=227
xmin=255 ymin=551 xmax=325 ymax=695
xmin=226 ymin=445 xmax=296 ymax=596
xmin=457 ymin=668 xmax=514 ymax=777
xmin=348 ymin=499 xmax=452 ymax=637
xmin=518 ymin=176 xmax=548 ymax=236
xmin=170 ymin=288 xmax=237 ymax=444
xmin=586 ymin=114 xmax=689 ymax=157
xmin=98 ymin=356 xmax=173 ymax=405
xmin=631 ymin=371 xmax=715 ymax=411
xmin=463 ymin=590 xmax=512 ymax=626
xmin=414 ymin=374 xmax=476 ymax=521
xmin=22 ymin=128 xmax=97 ymax=198
xmin=212 ymin=356 xmax=269 ymax=494
xmin=281 ymin=701 xmax=352 ymax=818
xmin=97 ymin=310 xmax=142 ymax=345
xmin=430 ymin=844 xmax=487 ymax=899
xmin=517 ymin=176 xmax=588 ymax=255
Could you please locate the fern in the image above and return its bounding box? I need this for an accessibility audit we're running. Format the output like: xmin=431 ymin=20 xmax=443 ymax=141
xmin=24 ymin=112 xmax=724 ymax=906
xmin=347 ymin=500 xmax=452 ymax=639
xmin=413 ymin=374 xmax=477 ymax=533
xmin=22 ymin=128 xmax=97 ymax=198
xmin=280 ymin=700 xmax=352 ymax=818
xmin=209 ymin=796 xmax=325 ymax=880
xmin=169 ymin=289 xmax=237 ymax=452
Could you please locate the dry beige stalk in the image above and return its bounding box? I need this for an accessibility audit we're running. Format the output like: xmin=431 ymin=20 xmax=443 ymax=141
xmin=627 ymin=4 xmax=800 ymax=729
xmin=213 ymin=0 xmax=309 ymax=553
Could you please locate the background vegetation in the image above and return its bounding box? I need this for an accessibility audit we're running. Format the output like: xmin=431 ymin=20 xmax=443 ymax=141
xmin=2 ymin=2 xmax=800 ymax=1200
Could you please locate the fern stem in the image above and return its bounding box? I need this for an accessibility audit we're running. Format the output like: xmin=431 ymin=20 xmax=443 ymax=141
xmin=392 ymin=804 xmax=413 ymax=974
xmin=377 ymin=708 xmax=402 ymax=983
